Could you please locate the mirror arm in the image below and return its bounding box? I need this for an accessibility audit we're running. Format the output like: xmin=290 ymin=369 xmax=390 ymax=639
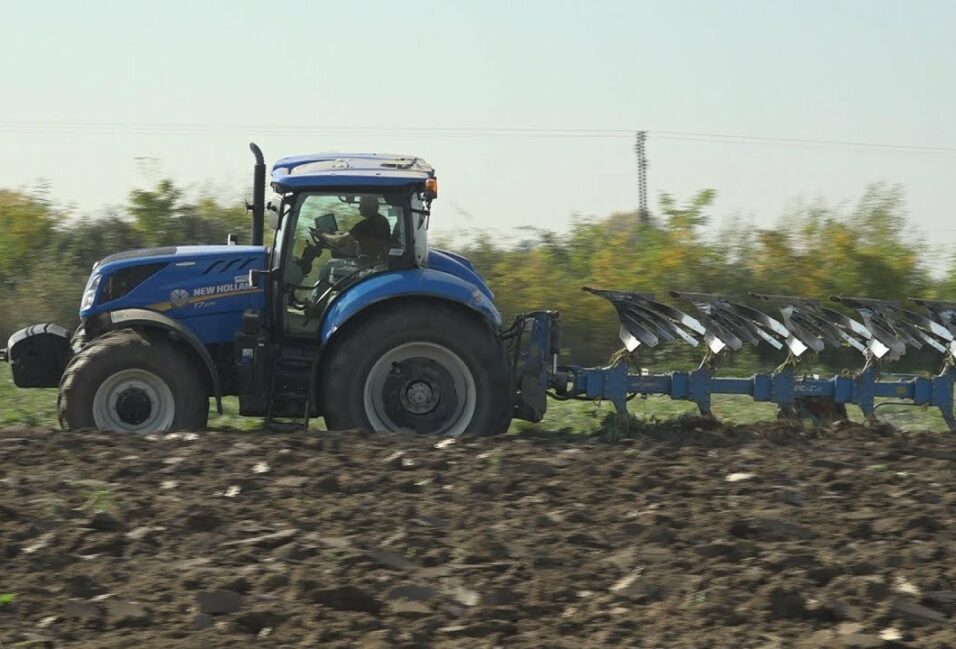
xmin=248 ymin=268 xmax=276 ymax=288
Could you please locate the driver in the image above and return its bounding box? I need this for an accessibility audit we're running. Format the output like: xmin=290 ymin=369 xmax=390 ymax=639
xmin=316 ymin=195 xmax=390 ymax=260
xmin=307 ymin=196 xmax=391 ymax=304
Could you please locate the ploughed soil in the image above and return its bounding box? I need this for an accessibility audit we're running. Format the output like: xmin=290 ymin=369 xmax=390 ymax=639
xmin=1 ymin=421 xmax=956 ymax=648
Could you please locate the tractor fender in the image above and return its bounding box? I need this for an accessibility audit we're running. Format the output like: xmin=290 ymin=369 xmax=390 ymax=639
xmin=319 ymin=268 xmax=502 ymax=344
xmin=106 ymin=308 xmax=223 ymax=414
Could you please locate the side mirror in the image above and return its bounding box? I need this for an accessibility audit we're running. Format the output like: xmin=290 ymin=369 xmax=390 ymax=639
xmin=226 ymin=233 xmax=239 ymax=246
xmin=266 ymin=195 xmax=284 ymax=231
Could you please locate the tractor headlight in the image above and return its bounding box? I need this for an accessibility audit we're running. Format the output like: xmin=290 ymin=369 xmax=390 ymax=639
xmin=80 ymin=274 xmax=102 ymax=311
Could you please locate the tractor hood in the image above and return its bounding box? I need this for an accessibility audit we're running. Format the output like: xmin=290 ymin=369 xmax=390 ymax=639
xmin=95 ymin=245 xmax=266 ymax=273
xmin=81 ymin=245 xmax=267 ymax=343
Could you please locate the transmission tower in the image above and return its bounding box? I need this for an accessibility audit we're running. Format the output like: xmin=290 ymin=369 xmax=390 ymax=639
xmin=634 ymin=131 xmax=649 ymax=223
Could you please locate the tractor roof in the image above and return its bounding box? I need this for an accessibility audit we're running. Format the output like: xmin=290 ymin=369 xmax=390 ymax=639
xmin=271 ymin=152 xmax=435 ymax=191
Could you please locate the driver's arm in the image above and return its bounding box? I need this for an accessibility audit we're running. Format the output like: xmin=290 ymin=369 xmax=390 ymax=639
xmin=319 ymin=231 xmax=358 ymax=254
xmin=320 ymin=231 xmax=351 ymax=245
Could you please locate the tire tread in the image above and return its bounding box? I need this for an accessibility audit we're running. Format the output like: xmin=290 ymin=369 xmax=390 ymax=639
xmin=321 ymin=301 xmax=512 ymax=436
xmin=58 ymin=328 xmax=208 ymax=432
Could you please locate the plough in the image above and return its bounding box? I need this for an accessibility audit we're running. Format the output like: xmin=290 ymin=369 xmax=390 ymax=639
xmin=513 ymin=289 xmax=956 ymax=431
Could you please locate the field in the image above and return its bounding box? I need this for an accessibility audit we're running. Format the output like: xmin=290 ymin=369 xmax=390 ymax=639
xmin=2 ymin=366 xmax=956 ymax=648
xmin=2 ymin=364 xmax=953 ymax=435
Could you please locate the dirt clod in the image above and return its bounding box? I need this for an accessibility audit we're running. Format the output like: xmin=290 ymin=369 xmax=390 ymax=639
xmin=191 ymin=613 xmax=214 ymax=630
xmin=196 ymin=589 xmax=242 ymax=615
xmin=104 ymin=599 xmax=150 ymax=627
xmin=89 ymin=511 xmax=123 ymax=531
xmin=890 ymin=597 xmax=946 ymax=625
xmin=767 ymin=586 xmax=810 ymax=619
xmin=309 ymin=585 xmax=382 ymax=614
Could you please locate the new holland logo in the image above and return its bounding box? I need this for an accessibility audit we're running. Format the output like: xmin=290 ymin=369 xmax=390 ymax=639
xmin=169 ymin=288 xmax=191 ymax=308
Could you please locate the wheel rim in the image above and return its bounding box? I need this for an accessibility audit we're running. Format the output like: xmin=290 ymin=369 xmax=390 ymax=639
xmin=92 ymin=369 xmax=176 ymax=432
xmin=363 ymin=342 xmax=477 ymax=437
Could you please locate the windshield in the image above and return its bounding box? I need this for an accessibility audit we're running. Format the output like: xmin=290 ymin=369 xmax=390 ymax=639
xmin=287 ymin=193 xmax=405 ymax=263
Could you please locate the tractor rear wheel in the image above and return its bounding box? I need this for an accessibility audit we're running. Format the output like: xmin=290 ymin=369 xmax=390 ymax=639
xmin=58 ymin=329 xmax=209 ymax=433
xmin=321 ymin=302 xmax=512 ymax=437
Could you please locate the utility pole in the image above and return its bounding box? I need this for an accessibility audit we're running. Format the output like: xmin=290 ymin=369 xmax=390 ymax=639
xmin=634 ymin=131 xmax=649 ymax=224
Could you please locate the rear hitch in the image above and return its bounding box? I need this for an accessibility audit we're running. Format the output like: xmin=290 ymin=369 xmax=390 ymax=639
xmin=508 ymin=311 xmax=559 ymax=422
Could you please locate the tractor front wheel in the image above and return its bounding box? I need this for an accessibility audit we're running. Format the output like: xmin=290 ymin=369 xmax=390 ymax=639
xmin=321 ymin=303 xmax=512 ymax=437
xmin=58 ymin=329 xmax=209 ymax=433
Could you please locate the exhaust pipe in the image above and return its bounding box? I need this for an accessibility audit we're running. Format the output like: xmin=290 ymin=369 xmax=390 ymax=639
xmin=248 ymin=142 xmax=265 ymax=246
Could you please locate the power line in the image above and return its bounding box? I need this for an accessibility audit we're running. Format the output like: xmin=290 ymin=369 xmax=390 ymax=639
xmin=654 ymin=130 xmax=956 ymax=154
xmin=651 ymin=135 xmax=956 ymax=158
xmin=0 ymin=122 xmax=633 ymax=138
xmin=1 ymin=120 xmax=955 ymax=155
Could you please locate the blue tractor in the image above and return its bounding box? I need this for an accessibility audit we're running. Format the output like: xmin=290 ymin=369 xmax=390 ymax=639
xmin=2 ymin=145 xmax=526 ymax=436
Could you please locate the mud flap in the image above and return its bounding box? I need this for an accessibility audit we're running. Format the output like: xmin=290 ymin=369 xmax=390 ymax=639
xmin=5 ymin=323 xmax=71 ymax=388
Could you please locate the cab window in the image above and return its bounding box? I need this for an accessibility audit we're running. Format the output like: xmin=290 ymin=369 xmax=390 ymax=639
xmin=281 ymin=192 xmax=406 ymax=336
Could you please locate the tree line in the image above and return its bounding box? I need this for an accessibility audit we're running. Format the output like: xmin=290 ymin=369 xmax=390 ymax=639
xmin=1 ymin=180 xmax=949 ymax=371
xmin=0 ymin=181 xmax=247 ymax=342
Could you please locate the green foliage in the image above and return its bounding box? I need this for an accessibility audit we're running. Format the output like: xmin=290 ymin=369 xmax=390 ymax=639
xmin=0 ymin=180 xmax=249 ymax=340
xmin=0 ymin=189 xmax=57 ymax=287
xmin=457 ymin=183 xmax=934 ymax=367
xmin=128 ymin=180 xmax=248 ymax=248
xmin=0 ymin=177 xmax=942 ymax=380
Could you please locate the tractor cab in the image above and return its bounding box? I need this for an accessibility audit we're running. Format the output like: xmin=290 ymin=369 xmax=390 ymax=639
xmin=232 ymin=146 xmax=510 ymax=434
xmin=262 ymin=152 xmax=437 ymax=338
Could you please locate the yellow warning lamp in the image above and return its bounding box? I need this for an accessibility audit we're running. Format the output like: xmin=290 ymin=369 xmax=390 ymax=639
xmin=424 ymin=177 xmax=438 ymax=201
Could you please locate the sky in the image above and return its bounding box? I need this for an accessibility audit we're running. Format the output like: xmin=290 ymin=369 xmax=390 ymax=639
xmin=1 ymin=0 xmax=955 ymax=252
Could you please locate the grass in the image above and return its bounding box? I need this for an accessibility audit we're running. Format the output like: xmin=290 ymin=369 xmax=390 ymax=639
xmin=0 ymin=364 xmax=265 ymax=432
xmin=71 ymin=480 xmax=115 ymax=513
xmin=1 ymin=363 xmax=952 ymax=434
xmin=0 ymin=365 xmax=58 ymax=429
